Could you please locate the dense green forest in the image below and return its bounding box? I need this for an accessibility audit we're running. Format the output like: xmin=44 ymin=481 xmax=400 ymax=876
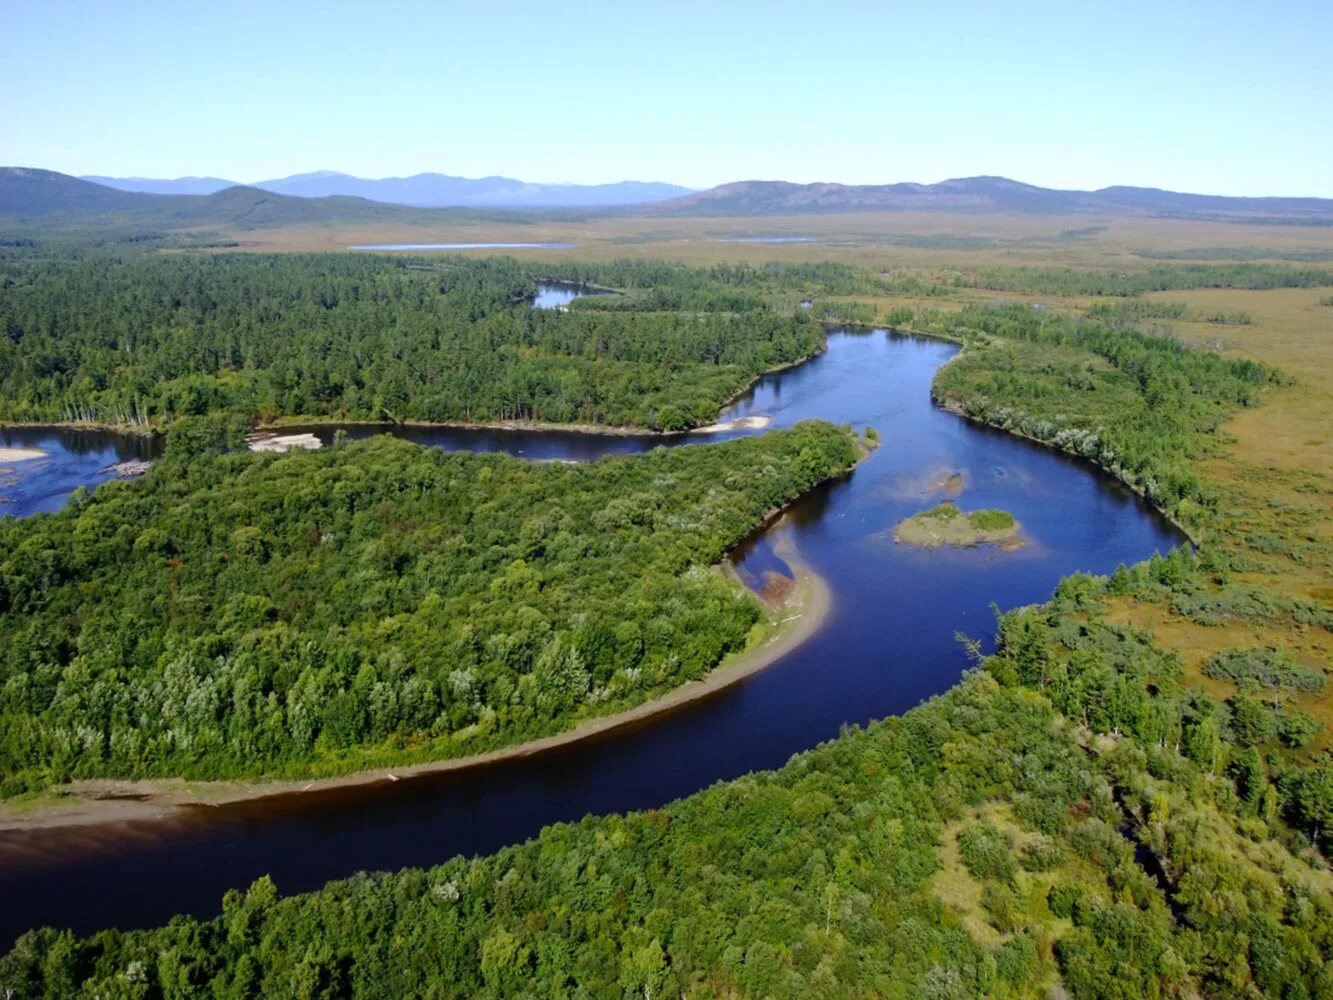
xmin=0 ymin=254 xmax=835 ymax=431
xmin=2 ymin=251 xmax=1321 ymax=436
xmin=0 ymin=422 xmax=860 ymax=794
xmin=5 ymin=568 xmax=1328 ymax=998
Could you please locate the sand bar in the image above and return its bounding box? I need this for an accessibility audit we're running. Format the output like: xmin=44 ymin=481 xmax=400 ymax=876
xmin=248 ymin=433 xmax=323 ymax=453
xmin=0 ymin=447 xmax=46 ymax=462
xmin=692 ymin=414 xmax=773 ymax=434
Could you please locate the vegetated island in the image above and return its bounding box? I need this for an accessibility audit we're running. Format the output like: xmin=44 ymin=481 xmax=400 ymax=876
xmin=894 ymin=501 xmax=1024 ymax=550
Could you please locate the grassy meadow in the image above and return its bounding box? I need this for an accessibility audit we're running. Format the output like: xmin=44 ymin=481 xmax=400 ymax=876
xmin=214 ymin=209 xmax=1333 ymax=268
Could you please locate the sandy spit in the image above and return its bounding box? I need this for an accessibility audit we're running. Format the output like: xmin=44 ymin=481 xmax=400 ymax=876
xmin=0 ymin=447 xmax=46 ymax=462
xmin=247 ymin=433 xmax=323 ymax=453
xmin=691 ymin=414 xmax=773 ymax=434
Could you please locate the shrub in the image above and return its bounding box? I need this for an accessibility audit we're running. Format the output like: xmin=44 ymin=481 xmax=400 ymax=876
xmin=1048 ymin=883 xmax=1082 ymax=919
xmin=1021 ymin=835 xmax=1067 ymax=872
xmin=959 ymin=820 xmax=1017 ymax=884
xmin=1203 ymin=647 xmax=1326 ymax=694
xmin=970 ymin=509 xmax=1016 ymax=531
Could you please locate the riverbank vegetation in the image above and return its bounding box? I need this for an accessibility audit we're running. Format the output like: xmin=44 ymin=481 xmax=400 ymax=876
xmin=894 ymin=501 xmax=1022 ymax=549
xmin=2 ymin=246 xmax=1331 ymax=996
xmin=927 ymin=302 xmax=1280 ymax=529
xmin=0 ymin=421 xmax=859 ymax=795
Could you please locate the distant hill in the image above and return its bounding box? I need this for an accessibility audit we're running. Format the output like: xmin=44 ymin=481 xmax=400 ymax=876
xmin=82 ymin=170 xmax=693 ymax=208
xmin=647 ymin=176 xmax=1333 ymax=223
xmin=0 ymin=168 xmax=514 ymax=230
xmin=2 ymin=167 xmax=152 ymax=217
xmin=82 ymin=175 xmax=238 ymax=196
xmin=8 ymin=168 xmax=1333 ymax=231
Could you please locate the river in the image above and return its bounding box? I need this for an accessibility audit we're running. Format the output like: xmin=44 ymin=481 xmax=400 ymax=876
xmin=0 ymin=307 xmax=1182 ymax=947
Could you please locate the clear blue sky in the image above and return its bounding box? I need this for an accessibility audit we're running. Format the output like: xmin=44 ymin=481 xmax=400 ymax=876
xmin=4 ymin=0 xmax=1330 ymax=195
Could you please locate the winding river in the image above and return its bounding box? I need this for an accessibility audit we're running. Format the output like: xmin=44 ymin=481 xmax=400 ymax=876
xmin=0 ymin=304 xmax=1183 ymax=947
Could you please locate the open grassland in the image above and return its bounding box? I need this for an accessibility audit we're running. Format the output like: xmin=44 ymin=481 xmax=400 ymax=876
xmin=1119 ymin=286 xmax=1333 ymax=751
xmin=206 ymin=210 xmax=1333 ymax=270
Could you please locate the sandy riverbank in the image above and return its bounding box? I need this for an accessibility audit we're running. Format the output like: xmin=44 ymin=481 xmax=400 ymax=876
xmin=0 ymin=447 xmax=46 ymax=462
xmin=0 ymin=401 xmax=778 ymax=447
xmin=691 ymin=414 xmax=772 ymax=434
xmin=0 ymin=534 xmax=830 ymax=832
xmin=247 ymin=432 xmax=323 ymax=453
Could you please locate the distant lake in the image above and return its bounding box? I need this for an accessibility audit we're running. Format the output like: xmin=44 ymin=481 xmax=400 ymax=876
xmin=532 ymin=282 xmax=607 ymax=310
xmin=714 ymin=237 xmax=817 ymax=244
xmin=349 ymin=242 xmax=576 ymax=251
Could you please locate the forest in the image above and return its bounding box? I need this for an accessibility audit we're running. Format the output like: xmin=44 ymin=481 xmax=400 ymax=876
xmin=2 ymin=251 xmax=1323 ymax=437
xmin=0 ymin=421 xmax=860 ymax=794
xmin=0 ymin=254 xmax=833 ymax=432
xmin=2 ymin=251 xmax=1330 ymax=996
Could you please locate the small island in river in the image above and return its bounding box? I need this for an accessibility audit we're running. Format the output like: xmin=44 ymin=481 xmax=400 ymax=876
xmin=894 ymin=501 xmax=1024 ymax=550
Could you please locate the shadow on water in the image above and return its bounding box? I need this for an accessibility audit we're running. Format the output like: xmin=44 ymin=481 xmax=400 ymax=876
xmin=0 ymin=329 xmax=1184 ymax=946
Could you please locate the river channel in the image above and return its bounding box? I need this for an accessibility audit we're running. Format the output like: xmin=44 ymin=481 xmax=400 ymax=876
xmin=0 ymin=294 xmax=1183 ymax=947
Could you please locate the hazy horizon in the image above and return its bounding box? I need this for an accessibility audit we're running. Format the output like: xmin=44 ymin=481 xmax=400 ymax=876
xmin=80 ymin=169 xmax=692 ymax=187
xmin=66 ymin=168 xmax=1331 ymax=201
xmin=4 ymin=0 xmax=1331 ymax=198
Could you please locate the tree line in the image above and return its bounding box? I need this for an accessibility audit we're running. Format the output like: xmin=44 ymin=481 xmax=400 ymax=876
xmin=0 ymin=254 xmax=834 ymax=432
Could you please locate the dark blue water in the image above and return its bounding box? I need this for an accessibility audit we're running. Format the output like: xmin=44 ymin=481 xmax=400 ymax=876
xmin=0 ymin=330 xmax=1182 ymax=947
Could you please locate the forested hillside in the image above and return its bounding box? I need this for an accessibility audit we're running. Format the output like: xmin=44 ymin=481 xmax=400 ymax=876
xmin=647 ymin=175 xmax=1333 ymax=224
xmin=0 ymin=422 xmax=860 ymax=794
xmin=0 ymin=254 xmax=831 ymax=431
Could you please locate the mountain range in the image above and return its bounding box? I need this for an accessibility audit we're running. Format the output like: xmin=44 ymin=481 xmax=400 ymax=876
xmin=645 ymin=176 xmax=1333 ymax=223
xmin=82 ymin=171 xmax=693 ymax=208
xmin=3 ymin=168 xmax=1332 ymax=230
